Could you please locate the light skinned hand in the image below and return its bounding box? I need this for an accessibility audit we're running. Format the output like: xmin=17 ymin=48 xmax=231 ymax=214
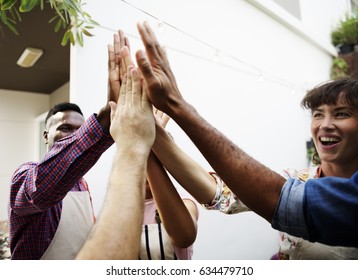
xmin=109 ymin=67 xmax=156 ymax=152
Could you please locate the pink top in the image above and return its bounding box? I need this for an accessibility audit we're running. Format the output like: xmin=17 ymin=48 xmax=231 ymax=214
xmin=143 ymin=197 xmax=198 ymax=260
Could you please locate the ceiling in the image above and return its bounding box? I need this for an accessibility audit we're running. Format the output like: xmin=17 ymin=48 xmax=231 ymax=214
xmin=0 ymin=5 xmax=70 ymax=94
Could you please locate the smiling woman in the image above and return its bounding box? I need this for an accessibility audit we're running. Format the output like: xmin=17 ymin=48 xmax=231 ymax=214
xmin=302 ymin=77 xmax=358 ymax=177
xmin=279 ymin=77 xmax=358 ymax=260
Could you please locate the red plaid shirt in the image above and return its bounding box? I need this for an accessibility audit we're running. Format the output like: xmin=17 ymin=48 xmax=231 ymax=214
xmin=8 ymin=114 xmax=113 ymax=259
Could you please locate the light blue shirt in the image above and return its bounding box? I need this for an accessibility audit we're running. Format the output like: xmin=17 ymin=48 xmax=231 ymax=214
xmin=272 ymin=172 xmax=358 ymax=247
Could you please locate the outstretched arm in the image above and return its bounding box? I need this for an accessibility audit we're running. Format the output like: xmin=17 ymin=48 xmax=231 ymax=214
xmin=76 ymin=64 xmax=155 ymax=259
xmin=135 ymin=22 xmax=285 ymax=222
xmin=147 ymin=151 xmax=198 ymax=248
xmin=152 ymin=110 xmax=216 ymax=205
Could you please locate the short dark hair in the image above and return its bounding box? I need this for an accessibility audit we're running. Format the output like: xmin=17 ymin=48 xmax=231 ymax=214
xmin=45 ymin=102 xmax=83 ymax=125
xmin=301 ymin=78 xmax=358 ymax=111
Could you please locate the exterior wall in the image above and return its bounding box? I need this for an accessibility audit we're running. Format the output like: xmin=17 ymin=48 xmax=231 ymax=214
xmin=0 ymin=90 xmax=49 ymax=221
xmin=69 ymin=0 xmax=350 ymax=259
xmin=0 ymin=82 xmax=69 ymax=222
xmin=50 ymin=82 xmax=70 ymax=108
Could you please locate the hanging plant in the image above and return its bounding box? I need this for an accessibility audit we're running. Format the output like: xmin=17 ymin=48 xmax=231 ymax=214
xmin=330 ymin=57 xmax=349 ymax=79
xmin=331 ymin=9 xmax=358 ymax=54
xmin=0 ymin=0 xmax=98 ymax=46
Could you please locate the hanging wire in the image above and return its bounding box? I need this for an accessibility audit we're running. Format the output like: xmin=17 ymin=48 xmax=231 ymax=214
xmin=97 ymin=0 xmax=307 ymax=92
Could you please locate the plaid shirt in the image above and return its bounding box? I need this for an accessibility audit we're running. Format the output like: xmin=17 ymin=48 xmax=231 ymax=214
xmin=8 ymin=114 xmax=113 ymax=259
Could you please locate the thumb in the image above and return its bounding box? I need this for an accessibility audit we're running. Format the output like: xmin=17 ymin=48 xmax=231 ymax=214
xmin=136 ymin=50 xmax=154 ymax=83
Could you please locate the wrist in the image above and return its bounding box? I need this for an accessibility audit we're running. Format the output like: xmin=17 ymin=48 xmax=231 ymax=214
xmin=96 ymin=104 xmax=111 ymax=131
xmin=117 ymin=143 xmax=151 ymax=159
xmin=169 ymin=99 xmax=194 ymax=121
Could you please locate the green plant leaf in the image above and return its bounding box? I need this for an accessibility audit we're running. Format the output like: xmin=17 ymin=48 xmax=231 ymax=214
xmin=88 ymin=18 xmax=99 ymax=26
xmin=51 ymin=2 xmax=66 ymax=22
xmin=69 ymin=30 xmax=75 ymax=45
xmin=331 ymin=57 xmax=349 ymax=79
xmin=8 ymin=5 xmax=21 ymax=21
xmin=48 ymin=14 xmax=59 ymax=24
xmin=63 ymin=0 xmax=81 ymax=14
xmin=19 ymin=0 xmax=39 ymax=12
xmin=0 ymin=0 xmax=17 ymax=11
xmin=14 ymin=6 xmax=21 ymax=21
xmin=54 ymin=17 xmax=62 ymax=32
xmin=76 ymin=30 xmax=83 ymax=46
xmin=81 ymin=28 xmax=93 ymax=37
xmin=5 ymin=19 xmax=19 ymax=35
xmin=61 ymin=29 xmax=71 ymax=46
xmin=331 ymin=9 xmax=358 ymax=46
xmin=1 ymin=0 xmax=98 ymax=46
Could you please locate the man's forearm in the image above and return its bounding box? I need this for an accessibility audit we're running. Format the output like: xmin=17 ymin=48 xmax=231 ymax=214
xmin=76 ymin=150 xmax=147 ymax=260
xmin=170 ymin=101 xmax=285 ymax=221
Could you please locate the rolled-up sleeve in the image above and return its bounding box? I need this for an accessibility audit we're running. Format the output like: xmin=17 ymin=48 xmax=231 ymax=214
xmin=271 ymin=178 xmax=310 ymax=240
xmin=272 ymin=172 xmax=358 ymax=247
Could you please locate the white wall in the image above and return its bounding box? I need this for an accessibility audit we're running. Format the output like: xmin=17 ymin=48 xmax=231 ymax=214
xmin=50 ymin=82 xmax=70 ymax=108
xmin=0 ymin=82 xmax=70 ymax=222
xmin=70 ymin=0 xmax=349 ymax=259
xmin=300 ymin=0 xmax=351 ymax=43
xmin=0 ymin=90 xmax=50 ymax=221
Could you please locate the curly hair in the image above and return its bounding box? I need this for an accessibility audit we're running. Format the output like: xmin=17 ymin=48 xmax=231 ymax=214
xmin=301 ymin=77 xmax=358 ymax=111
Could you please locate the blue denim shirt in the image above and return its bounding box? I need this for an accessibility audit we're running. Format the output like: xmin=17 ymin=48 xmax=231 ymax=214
xmin=272 ymin=171 xmax=358 ymax=247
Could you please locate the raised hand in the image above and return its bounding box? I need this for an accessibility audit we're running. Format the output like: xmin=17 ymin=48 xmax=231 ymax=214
xmin=153 ymin=107 xmax=170 ymax=129
xmin=116 ymin=30 xmax=132 ymax=81
xmin=109 ymin=66 xmax=155 ymax=152
xmin=108 ymin=30 xmax=133 ymax=104
xmin=135 ymin=22 xmax=184 ymax=115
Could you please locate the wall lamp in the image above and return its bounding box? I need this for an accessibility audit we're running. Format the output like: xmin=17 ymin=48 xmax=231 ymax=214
xmin=17 ymin=47 xmax=44 ymax=68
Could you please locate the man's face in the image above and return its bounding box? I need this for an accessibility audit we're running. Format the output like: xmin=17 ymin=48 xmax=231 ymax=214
xmin=43 ymin=110 xmax=85 ymax=149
